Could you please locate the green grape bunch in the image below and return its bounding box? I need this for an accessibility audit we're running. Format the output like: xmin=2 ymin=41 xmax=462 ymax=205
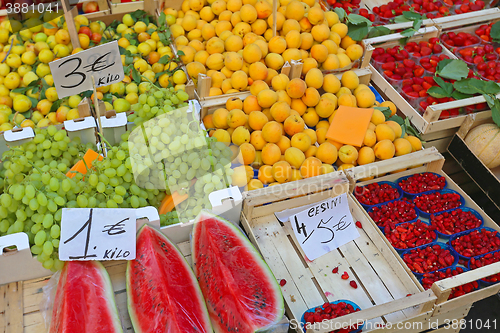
xmin=0 ymin=126 xmax=166 ymax=272
xmin=128 ymin=103 xmax=234 ymax=224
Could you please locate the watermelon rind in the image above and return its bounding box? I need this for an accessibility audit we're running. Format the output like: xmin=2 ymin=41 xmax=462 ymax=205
xmin=192 ymin=210 xmax=285 ymax=333
xmin=126 ymin=224 xmax=212 ymax=333
xmin=49 ymin=261 xmax=123 ymax=333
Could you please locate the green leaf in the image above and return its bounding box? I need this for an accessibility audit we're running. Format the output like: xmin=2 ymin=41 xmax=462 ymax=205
xmin=402 ymin=11 xmax=423 ymax=21
xmin=125 ymin=55 xmax=133 ymax=65
xmin=132 ymin=68 xmax=141 ymax=84
xmin=471 ymin=79 xmax=500 ymax=94
xmin=428 ymin=86 xmax=450 ymax=98
xmin=491 ymin=97 xmax=500 ymax=127
xmin=413 ymin=19 xmax=422 ymax=31
xmin=82 ymin=90 xmax=93 ymax=99
xmin=400 ymin=28 xmax=416 ymax=38
xmin=50 ymin=99 xmax=62 ymax=114
xmin=436 ymin=59 xmax=469 ymax=81
xmin=155 ymin=70 xmax=168 ymax=79
xmin=11 ymin=87 xmax=27 ymax=93
xmin=367 ymin=26 xmax=392 ymax=38
xmin=483 ymin=93 xmax=496 ymax=108
xmin=158 ymin=12 xmax=166 ymax=27
xmin=393 ymin=15 xmax=411 ymax=23
xmin=147 ymin=29 xmax=155 ymax=35
xmin=451 ymin=90 xmax=473 ymax=100
xmin=491 ymin=21 xmax=500 ymax=43
xmin=374 ymin=106 xmax=392 ymax=119
xmin=43 ymin=22 xmax=55 ymax=29
xmin=334 ymin=8 xmax=347 ymax=22
xmin=388 ymin=115 xmax=404 ymax=126
xmin=404 ymin=118 xmax=422 ymax=140
xmin=433 ymin=76 xmax=454 ymax=96
xmin=436 ymin=58 xmax=453 ymax=72
xmin=347 ymin=14 xmax=372 ymax=26
xmin=158 ymin=55 xmax=170 ymax=65
xmin=347 ymin=22 xmax=369 ymax=42
xmin=177 ymin=50 xmax=185 ymax=56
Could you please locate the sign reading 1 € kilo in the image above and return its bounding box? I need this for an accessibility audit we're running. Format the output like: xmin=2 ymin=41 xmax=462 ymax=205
xmin=49 ymin=41 xmax=124 ymax=99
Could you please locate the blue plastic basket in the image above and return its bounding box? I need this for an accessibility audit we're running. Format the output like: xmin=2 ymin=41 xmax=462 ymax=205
xmin=354 ymin=181 xmax=403 ymax=210
xmin=401 ymin=242 xmax=458 ymax=279
xmin=430 ymin=207 xmax=484 ymax=239
xmin=301 ymin=300 xmax=364 ymax=333
xmin=385 ymin=220 xmax=437 ymax=253
xmin=370 ymin=86 xmax=384 ymax=104
xmin=448 ymin=227 xmax=500 ymax=262
xmin=467 ymin=249 xmax=500 ymax=287
xmin=413 ymin=189 xmax=465 ymax=219
xmin=396 ymin=172 xmax=447 ymax=198
xmin=367 ymin=199 xmax=419 ymax=231
xmin=419 ymin=266 xmax=479 ymax=294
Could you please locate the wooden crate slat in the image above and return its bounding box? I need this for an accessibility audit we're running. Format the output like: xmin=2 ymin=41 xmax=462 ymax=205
xmin=0 ymin=284 xmax=5 ymax=331
xmin=4 ymin=282 xmax=23 ymax=333
xmin=281 ymin=223 xmax=385 ymax=327
xmin=250 ymin=216 xmax=324 ymax=312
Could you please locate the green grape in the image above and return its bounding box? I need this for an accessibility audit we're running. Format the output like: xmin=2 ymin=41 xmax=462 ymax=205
xmin=31 ymin=223 xmax=42 ymax=234
xmin=99 ymin=174 xmax=109 ymax=184
xmin=50 ymin=224 xmax=60 ymax=239
xmin=130 ymin=195 xmax=140 ymax=208
xmin=42 ymin=140 xmax=51 ymax=149
xmin=42 ymin=258 xmax=54 ymax=270
xmin=0 ymin=220 xmax=10 ymax=233
xmin=49 ymin=178 xmax=60 ymax=191
xmin=115 ymin=185 xmax=126 ymax=196
xmin=47 ymin=200 xmax=57 ymax=213
xmin=1 ymin=193 xmax=12 ymax=207
xmin=107 ymin=199 xmax=118 ymax=208
xmin=34 ymin=230 xmax=46 ymax=246
xmin=77 ymin=195 xmax=88 ymax=208
xmin=105 ymin=168 xmax=117 ymax=178
xmin=42 ymin=214 xmax=53 ymax=229
xmin=52 ymin=239 xmax=60 ymax=248
xmin=37 ymin=192 xmax=48 ymax=206
xmin=43 ymin=241 xmax=53 ymax=256
xmin=89 ymin=174 xmax=99 ymax=187
xmin=54 ymin=196 xmax=65 ymax=206
xmin=16 ymin=209 xmax=27 ymax=222
xmin=47 ymin=125 xmax=57 ymax=136
xmin=54 ymin=258 xmax=64 ymax=271
xmin=54 ymin=209 xmax=62 ymax=222
xmin=96 ymin=182 xmax=106 ymax=193
xmin=13 ymin=185 xmax=25 ymax=200
xmin=29 ymin=198 xmax=40 ymax=211
xmin=54 ymin=130 xmax=66 ymax=141
xmin=88 ymin=196 xmax=97 ymax=208
xmin=31 ymin=245 xmax=42 ymax=255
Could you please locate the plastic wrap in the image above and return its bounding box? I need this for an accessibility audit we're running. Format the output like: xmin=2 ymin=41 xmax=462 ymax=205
xmin=191 ymin=210 xmax=285 ymax=333
xmin=41 ymin=261 xmax=123 ymax=333
xmin=126 ymin=224 xmax=212 ymax=333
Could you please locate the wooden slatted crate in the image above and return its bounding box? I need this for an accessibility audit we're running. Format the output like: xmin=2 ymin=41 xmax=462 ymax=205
xmin=447 ymin=114 xmax=500 ymax=212
xmin=0 ymin=223 xmax=192 ymax=333
xmin=240 ymin=167 xmax=447 ymax=333
xmin=364 ymin=22 xmax=498 ymax=152
xmin=347 ymin=148 xmax=500 ymax=331
xmin=108 ymin=0 xmax=158 ymax=15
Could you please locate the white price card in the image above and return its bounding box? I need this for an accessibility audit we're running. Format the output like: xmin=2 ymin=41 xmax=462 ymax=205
xmin=59 ymin=208 xmax=136 ymax=261
xmin=49 ymin=41 xmax=124 ymax=99
xmin=290 ymin=193 xmax=359 ymax=261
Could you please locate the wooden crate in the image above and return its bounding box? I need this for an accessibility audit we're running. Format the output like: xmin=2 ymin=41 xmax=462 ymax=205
xmin=0 ymin=222 xmax=191 ymax=333
xmin=79 ymin=0 xmax=111 ymax=19
xmin=447 ymin=114 xmax=500 ymax=212
xmin=365 ymin=27 xmax=495 ymax=151
xmin=240 ymin=169 xmax=446 ymax=333
xmin=108 ymin=0 xmax=158 ymax=15
xmin=349 ymin=148 xmax=500 ymax=328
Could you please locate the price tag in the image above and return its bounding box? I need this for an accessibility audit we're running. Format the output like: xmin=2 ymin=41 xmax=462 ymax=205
xmin=290 ymin=193 xmax=359 ymax=261
xmin=59 ymin=208 xmax=136 ymax=261
xmin=49 ymin=41 xmax=124 ymax=99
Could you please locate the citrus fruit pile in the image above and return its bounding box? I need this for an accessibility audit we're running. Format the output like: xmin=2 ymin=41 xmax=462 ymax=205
xmin=163 ymin=0 xmax=364 ymax=96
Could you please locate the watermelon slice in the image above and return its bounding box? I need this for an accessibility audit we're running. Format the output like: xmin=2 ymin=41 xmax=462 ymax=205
xmin=192 ymin=211 xmax=285 ymax=333
xmin=49 ymin=261 xmax=123 ymax=333
xmin=126 ymin=224 xmax=212 ymax=333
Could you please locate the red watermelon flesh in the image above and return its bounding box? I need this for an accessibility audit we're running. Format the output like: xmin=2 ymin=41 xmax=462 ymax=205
xmin=49 ymin=261 xmax=123 ymax=333
xmin=192 ymin=211 xmax=285 ymax=333
xmin=126 ymin=224 xmax=212 ymax=333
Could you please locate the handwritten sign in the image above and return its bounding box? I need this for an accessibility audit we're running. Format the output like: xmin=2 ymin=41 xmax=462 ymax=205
xmin=59 ymin=208 xmax=136 ymax=261
xmin=49 ymin=41 xmax=124 ymax=98
xmin=290 ymin=193 xmax=359 ymax=261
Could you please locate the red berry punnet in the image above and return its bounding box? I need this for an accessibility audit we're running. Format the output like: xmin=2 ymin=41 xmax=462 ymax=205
xmin=476 ymin=60 xmax=500 ymax=82
xmin=469 ymin=251 xmax=500 ymax=283
xmin=398 ymin=172 xmax=446 ymax=195
xmin=403 ymin=243 xmax=456 ymax=274
xmin=371 ymin=46 xmax=410 ymax=67
xmin=475 ymin=21 xmax=496 ymax=44
xmin=450 ymin=228 xmax=500 ymax=258
xmin=413 ymin=191 xmax=463 ymax=215
xmin=401 ymin=76 xmax=437 ymax=101
xmin=431 ymin=209 xmax=482 ymax=236
xmin=404 ymin=38 xmax=443 ymax=58
xmin=419 ymin=54 xmax=451 ymax=74
xmin=448 ymin=0 xmax=486 ymax=15
xmin=421 ymin=267 xmax=479 ymax=299
xmin=303 ymin=302 xmax=361 ymax=331
xmin=455 ymin=44 xmax=498 ymax=65
xmin=381 ymin=60 xmax=425 ymax=83
xmin=368 ymin=199 xmax=418 ymax=228
xmin=384 ymin=220 xmax=437 ymax=250
xmin=354 ymin=182 xmax=400 ymax=206
xmin=440 ymin=31 xmax=481 ymax=48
